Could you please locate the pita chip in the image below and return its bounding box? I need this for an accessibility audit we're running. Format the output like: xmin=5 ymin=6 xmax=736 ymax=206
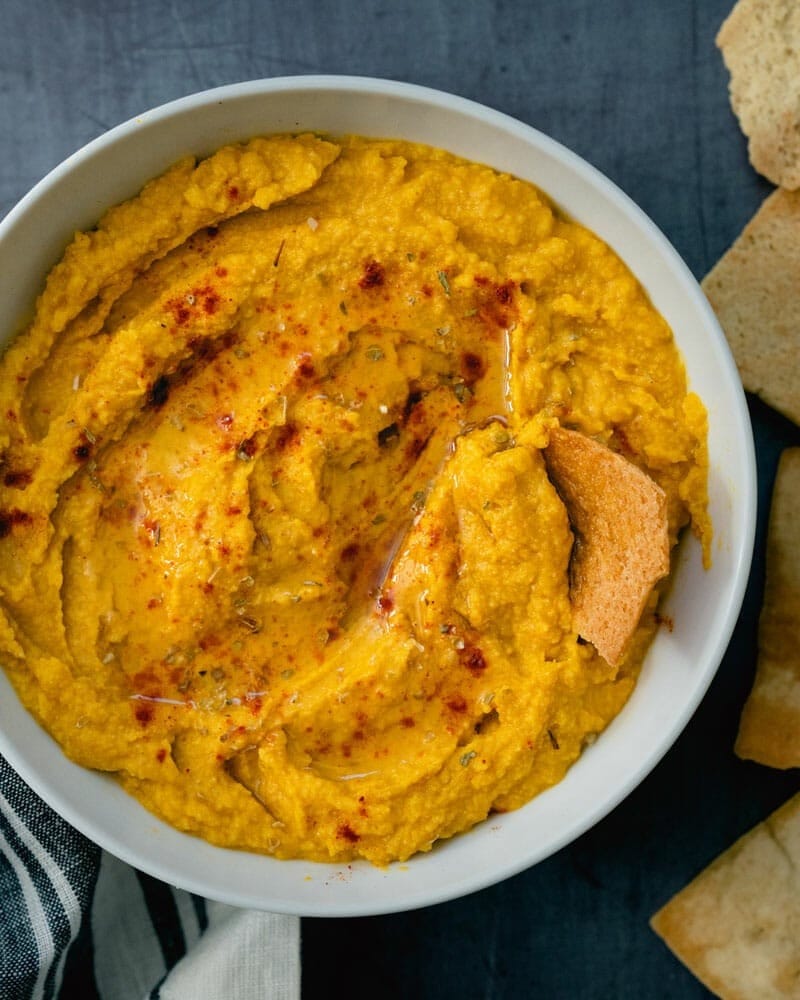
xmin=543 ymin=427 xmax=669 ymax=667
xmin=718 ymin=0 xmax=800 ymax=189
xmin=702 ymin=188 xmax=800 ymax=426
xmin=736 ymin=447 xmax=800 ymax=768
xmin=651 ymin=792 xmax=800 ymax=999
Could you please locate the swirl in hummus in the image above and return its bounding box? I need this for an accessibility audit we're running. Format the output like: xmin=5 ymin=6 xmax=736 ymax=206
xmin=0 ymin=135 xmax=709 ymax=864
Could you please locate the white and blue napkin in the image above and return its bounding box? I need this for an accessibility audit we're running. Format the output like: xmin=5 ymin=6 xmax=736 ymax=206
xmin=0 ymin=755 xmax=300 ymax=1000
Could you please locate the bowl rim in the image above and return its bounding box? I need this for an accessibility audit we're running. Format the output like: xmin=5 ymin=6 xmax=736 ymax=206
xmin=0 ymin=75 xmax=757 ymax=916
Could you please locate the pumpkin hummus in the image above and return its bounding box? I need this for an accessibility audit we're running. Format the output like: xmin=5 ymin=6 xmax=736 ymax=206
xmin=0 ymin=135 xmax=709 ymax=865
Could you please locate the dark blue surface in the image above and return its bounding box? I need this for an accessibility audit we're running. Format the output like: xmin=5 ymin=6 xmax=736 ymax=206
xmin=2 ymin=1 xmax=799 ymax=996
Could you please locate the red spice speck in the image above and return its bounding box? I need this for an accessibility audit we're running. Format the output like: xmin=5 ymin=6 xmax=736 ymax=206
xmin=0 ymin=509 xmax=33 ymax=538
xmin=227 ymin=185 xmax=239 ymax=200
xmin=405 ymin=435 xmax=428 ymax=460
xmin=135 ymin=705 xmax=154 ymax=726
xmin=73 ymin=443 xmax=92 ymax=461
xmin=460 ymin=351 xmax=486 ymax=384
xmin=400 ymin=716 xmax=415 ymax=728
xmin=495 ymin=281 xmax=514 ymax=304
xmin=337 ymin=823 xmax=360 ymax=843
xmin=472 ymin=277 xmax=518 ymax=330
xmin=216 ymin=413 xmax=234 ymax=430
xmin=156 ymin=748 xmax=167 ymax=763
xmin=166 ymin=284 xmax=220 ymax=325
xmin=273 ymin=422 xmax=298 ymax=451
xmin=359 ymin=260 xmax=385 ymax=289
xmin=445 ymin=694 xmax=468 ymax=714
xmin=459 ymin=645 xmax=487 ymax=674
xmin=341 ymin=542 xmax=360 ymax=561
xmin=377 ymin=593 xmax=394 ymax=615
xmin=215 ymin=265 xmax=228 ymax=277
xmin=294 ymin=353 xmax=315 ymax=381
xmin=3 ymin=470 xmax=32 ymax=489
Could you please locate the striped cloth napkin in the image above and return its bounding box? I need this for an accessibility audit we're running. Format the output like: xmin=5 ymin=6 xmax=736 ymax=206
xmin=0 ymin=755 xmax=300 ymax=1000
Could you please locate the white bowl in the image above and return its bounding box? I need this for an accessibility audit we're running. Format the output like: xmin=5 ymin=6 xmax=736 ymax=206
xmin=0 ymin=77 xmax=756 ymax=916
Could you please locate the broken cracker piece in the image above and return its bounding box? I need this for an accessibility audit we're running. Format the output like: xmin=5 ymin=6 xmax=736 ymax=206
xmin=651 ymin=792 xmax=800 ymax=1000
xmin=736 ymin=447 xmax=800 ymax=768
xmin=702 ymin=187 xmax=800 ymax=426
xmin=543 ymin=426 xmax=669 ymax=667
xmin=717 ymin=0 xmax=800 ymax=189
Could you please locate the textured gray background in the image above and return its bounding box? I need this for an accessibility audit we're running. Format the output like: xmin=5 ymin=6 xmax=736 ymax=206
xmin=2 ymin=1 xmax=799 ymax=997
